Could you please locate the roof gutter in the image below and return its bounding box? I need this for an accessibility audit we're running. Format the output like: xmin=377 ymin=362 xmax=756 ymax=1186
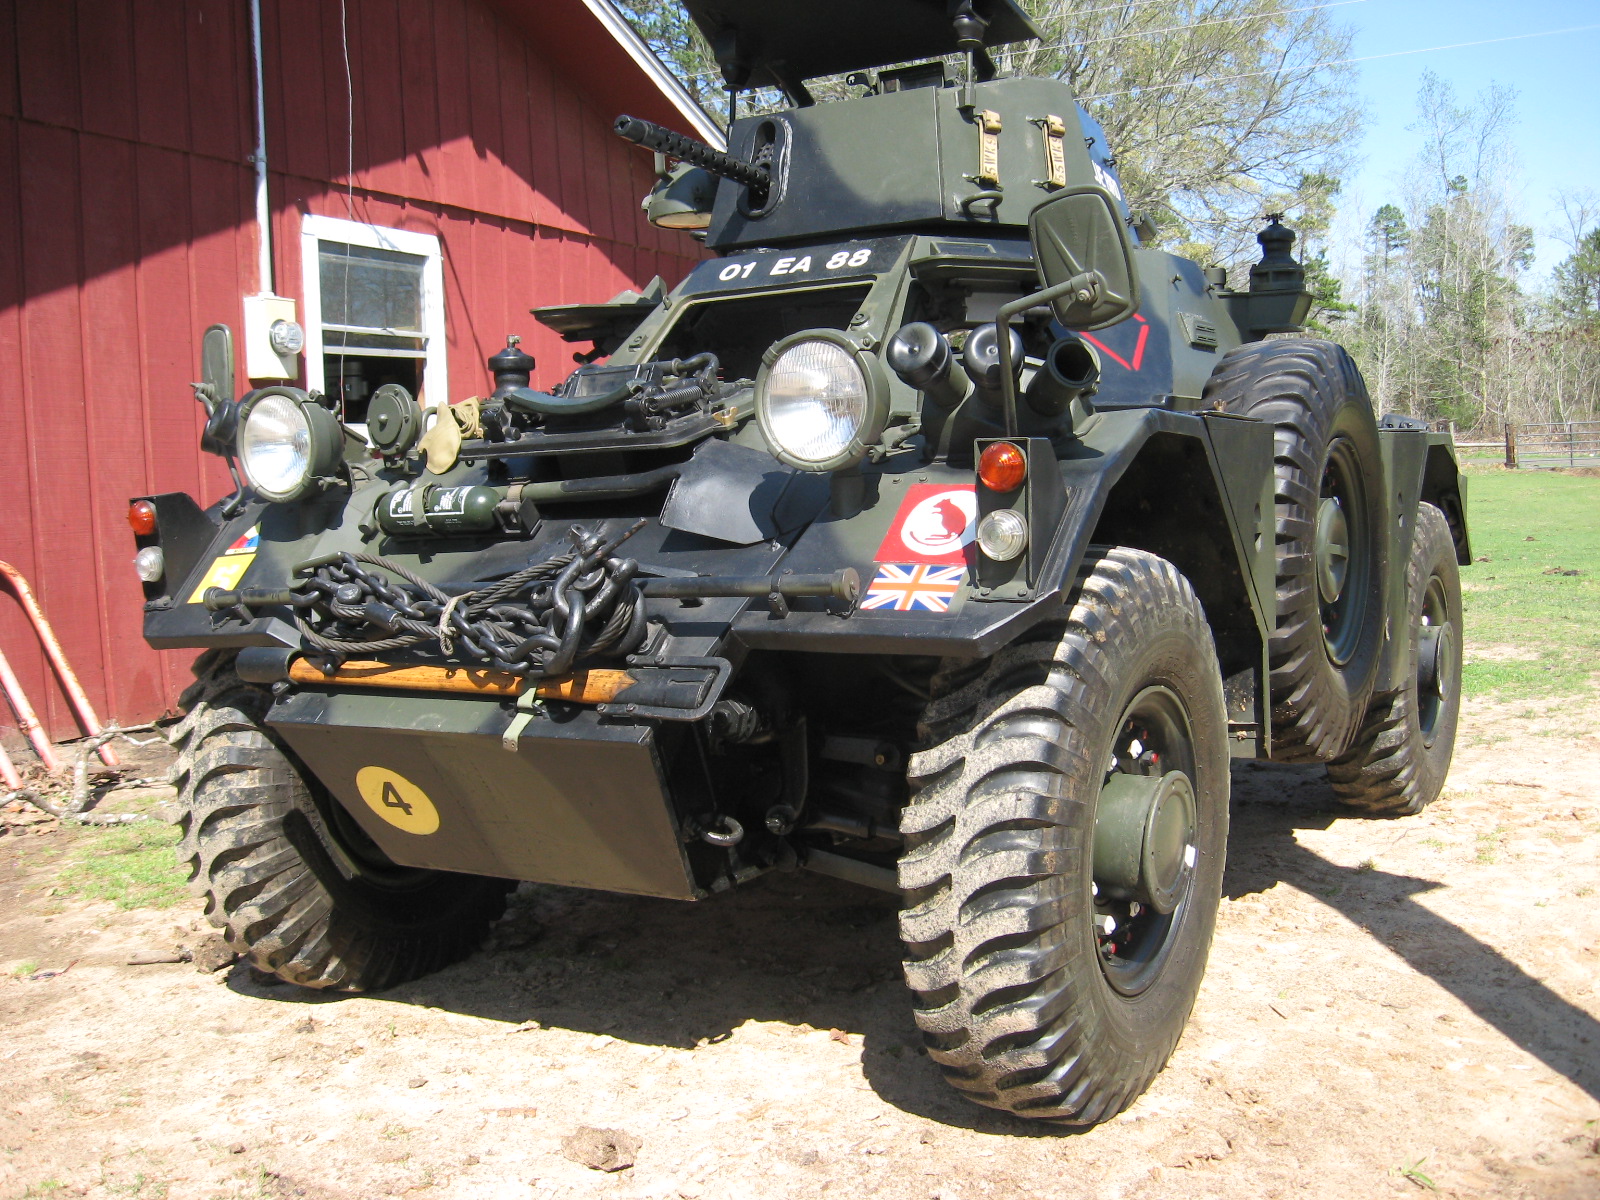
xmin=581 ymin=0 xmax=725 ymax=148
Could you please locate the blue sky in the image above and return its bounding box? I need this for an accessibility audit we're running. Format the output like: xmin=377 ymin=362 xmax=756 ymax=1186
xmin=1331 ymin=0 xmax=1600 ymax=280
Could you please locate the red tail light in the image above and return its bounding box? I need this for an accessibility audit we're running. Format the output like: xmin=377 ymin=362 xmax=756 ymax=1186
xmin=127 ymin=500 xmax=157 ymax=537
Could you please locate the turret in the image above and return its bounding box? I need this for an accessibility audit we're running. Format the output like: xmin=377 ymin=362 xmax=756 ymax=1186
xmin=615 ymin=0 xmax=1102 ymax=252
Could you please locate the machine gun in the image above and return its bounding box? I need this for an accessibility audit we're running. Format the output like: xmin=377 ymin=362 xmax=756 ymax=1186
xmin=613 ymin=114 xmax=769 ymax=202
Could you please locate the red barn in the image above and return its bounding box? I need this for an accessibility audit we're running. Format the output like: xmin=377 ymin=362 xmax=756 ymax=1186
xmin=0 ymin=0 xmax=712 ymax=744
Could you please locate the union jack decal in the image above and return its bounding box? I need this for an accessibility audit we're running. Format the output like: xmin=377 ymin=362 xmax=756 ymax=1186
xmin=860 ymin=563 xmax=965 ymax=613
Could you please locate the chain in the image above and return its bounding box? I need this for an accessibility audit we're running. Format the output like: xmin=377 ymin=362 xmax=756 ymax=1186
xmin=289 ymin=522 xmax=649 ymax=678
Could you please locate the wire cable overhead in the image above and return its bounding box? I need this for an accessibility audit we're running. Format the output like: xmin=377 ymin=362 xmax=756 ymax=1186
xmin=1078 ymin=22 xmax=1600 ymax=101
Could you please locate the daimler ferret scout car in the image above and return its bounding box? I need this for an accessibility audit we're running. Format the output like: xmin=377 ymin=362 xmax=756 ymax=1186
xmin=131 ymin=0 xmax=1468 ymax=1123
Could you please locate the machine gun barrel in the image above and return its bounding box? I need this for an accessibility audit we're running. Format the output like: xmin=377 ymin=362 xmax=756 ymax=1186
xmin=613 ymin=115 xmax=769 ymax=194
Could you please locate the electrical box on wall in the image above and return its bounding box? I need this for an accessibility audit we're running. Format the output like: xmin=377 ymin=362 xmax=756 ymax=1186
xmin=243 ymin=293 xmax=305 ymax=380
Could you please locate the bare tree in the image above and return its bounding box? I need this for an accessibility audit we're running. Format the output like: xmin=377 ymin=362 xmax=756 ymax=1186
xmin=1338 ymin=74 xmax=1599 ymax=431
xmin=1008 ymin=0 xmax=1362 ymax=268
xmin=1553 ymin=189 xmax=1600 ymax=258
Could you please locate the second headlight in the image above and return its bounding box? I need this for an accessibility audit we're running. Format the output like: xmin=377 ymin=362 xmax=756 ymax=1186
xmin=756 ymin=331 xmax=887 ymax=472
xmin=237 ymin=387 xmax=343 ymax=503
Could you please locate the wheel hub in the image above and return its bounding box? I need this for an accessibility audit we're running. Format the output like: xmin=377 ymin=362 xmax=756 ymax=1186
xmin=1315 ymin=495 xmax=1350 ymax=605
xmin=1093 ymin=770 xmax=1197 ymax=916
xmin=1417 ymin=617 xmax=1456 ymax=739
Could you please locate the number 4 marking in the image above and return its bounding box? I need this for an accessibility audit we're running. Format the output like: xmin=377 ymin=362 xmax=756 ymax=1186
xmin=380 ymin=780 xmax=414 ymax=817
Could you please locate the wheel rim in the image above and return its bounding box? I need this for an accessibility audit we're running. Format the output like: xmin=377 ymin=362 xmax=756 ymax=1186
xmin=1318 ymin=439 xmax=1372 ymax=666
xmin=1415 ymin=573 xmax=1455 ymax=746
xmin=1091 ymin=686 xmax=1198 ymax=997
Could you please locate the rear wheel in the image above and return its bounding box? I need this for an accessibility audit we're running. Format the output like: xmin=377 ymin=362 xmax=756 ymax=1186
xmin=1202 ymin=339 xmax=1386 ymax=761
xmin=1328 ymin=503 xmax=1463 ymax=815
xmin=896 ymin=548 xmax=1228 ymax=1123
xmin=169 ymin=652 xmax=510 ymax=990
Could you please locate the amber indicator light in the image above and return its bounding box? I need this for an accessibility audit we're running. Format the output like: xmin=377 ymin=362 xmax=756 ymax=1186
xmin=127 ymin=500 xmax=157 ymax=537
xmin=978 ymin=441 xmax=1027 ymax=492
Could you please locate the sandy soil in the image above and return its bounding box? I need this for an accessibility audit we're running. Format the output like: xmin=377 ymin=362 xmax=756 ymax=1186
xmin=1 ymin=688 xmax=1597 ymax=1200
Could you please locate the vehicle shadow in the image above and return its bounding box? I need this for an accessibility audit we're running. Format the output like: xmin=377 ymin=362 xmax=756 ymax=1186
xmin=1230 ymin=759 xmax=1599 ymax=1104
xmin=224 ymin=760 xmax=1599 ymax=1127
xmin=225 ymin=853 xmax=1051 ymax=1131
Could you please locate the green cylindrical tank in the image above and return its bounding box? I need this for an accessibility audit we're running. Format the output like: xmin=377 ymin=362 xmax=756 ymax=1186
xmin=377 ymin=484 xmax=501 ymax=536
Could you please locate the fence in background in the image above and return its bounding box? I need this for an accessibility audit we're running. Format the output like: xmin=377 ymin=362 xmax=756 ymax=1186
xmin=1453 ymin=421 xmax=1600 ymax=470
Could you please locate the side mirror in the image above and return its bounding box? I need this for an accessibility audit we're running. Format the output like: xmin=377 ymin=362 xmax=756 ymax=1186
xmin=1029 ymin=186 xmax=1139 ymax=331
xmin=196 ymin=324 xmax=240 ymax=457
xmin=200 ymin=324 xmax=235 ymax=410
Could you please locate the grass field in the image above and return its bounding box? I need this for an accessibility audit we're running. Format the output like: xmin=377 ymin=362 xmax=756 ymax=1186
xmin=54 ymin=823 xmax=185 ymax=911
xmin=8 ymin=794 xmax=187 ymax=914
xmin=1458 ymin=467 xmax=1600 ymax=699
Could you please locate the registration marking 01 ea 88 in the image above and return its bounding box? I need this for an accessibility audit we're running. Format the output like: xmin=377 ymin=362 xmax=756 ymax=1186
xmin=684 ymin=237 xmax=909 ymax=297
xmin=715 ymin=247 xmax=874 ymax=283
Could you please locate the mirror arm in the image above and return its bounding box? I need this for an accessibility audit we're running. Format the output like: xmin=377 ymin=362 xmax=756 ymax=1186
xmin=191 ymin=381 xmax=218 ymax=418
xmin=995 ymin=272 xmax=1102 ymax=436
xmin=219 ymin=458 xmax=249 ymax=520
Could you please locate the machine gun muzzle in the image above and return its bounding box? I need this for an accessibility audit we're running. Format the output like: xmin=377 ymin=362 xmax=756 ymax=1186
xmin=614 ymin=114 xmax=769 ymax=200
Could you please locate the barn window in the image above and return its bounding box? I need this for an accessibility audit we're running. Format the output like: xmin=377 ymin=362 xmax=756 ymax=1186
xmin=300 ymin=215 xmax=447 ymax=428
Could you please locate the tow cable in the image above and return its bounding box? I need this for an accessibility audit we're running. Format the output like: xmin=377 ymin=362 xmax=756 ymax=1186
xmin=209 ymin=521 xmax=649 ymax=679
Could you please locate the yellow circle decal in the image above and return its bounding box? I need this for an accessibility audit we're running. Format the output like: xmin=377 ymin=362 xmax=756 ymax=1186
xmin=355 ymin=767 xmax=440 ymax=835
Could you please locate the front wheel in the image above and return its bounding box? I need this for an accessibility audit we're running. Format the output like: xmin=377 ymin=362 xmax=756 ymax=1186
xmin=896 ymin=548 xmax=1229 ymax=1123
xmin=169 ymin=652 xmax=511 ymax=990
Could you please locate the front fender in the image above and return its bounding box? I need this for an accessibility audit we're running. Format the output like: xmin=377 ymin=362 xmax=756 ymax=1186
xmin=732 ymin=407 xmax=1276 ymax=663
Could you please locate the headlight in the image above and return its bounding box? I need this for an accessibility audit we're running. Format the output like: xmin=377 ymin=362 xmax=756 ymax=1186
xmin=237 ymin=387 xmax=343 ymax=502
xmin=756 ymin=331 xmax=887 ymax=471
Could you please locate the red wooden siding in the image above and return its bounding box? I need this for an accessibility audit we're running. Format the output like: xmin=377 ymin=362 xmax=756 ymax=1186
xmin=0 ymin=0 xmax=705 ymax=742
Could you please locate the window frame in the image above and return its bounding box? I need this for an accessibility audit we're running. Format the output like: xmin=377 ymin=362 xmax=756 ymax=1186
xmin=299 ymin=213 xmax=448 ymax=408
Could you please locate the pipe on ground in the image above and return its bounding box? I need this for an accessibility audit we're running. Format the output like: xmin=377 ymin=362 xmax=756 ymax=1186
xmin=0 ymin=560 xmax=119 ymax=768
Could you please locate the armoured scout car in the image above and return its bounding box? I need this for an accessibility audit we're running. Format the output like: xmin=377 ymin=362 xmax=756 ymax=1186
xmin=130 ymin=0 xmax=1468 ymax=1124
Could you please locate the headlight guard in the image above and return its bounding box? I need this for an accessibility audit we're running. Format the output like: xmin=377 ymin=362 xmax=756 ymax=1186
xmin=755 ymin=330 xmax=888 ymax=473
xmin=236 ymin=386 xmax=343 ymax=503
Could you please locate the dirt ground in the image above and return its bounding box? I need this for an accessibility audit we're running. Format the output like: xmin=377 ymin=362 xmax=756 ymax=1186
xmin=1 ymin=687 xmax=1597 ymax=1200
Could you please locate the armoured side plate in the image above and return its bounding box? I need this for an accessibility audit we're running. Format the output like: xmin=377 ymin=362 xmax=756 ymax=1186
xmin=269 ymin=689 xmax=702 ymax=900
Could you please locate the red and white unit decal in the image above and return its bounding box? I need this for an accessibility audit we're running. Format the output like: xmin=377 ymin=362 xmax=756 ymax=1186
xmin=223 ymin=527 xmax=261 ymax=555
xmin=875 ymin=484 xmax=977 ymax=565
xmin=861 ymin=564 xmax=966 ymax=613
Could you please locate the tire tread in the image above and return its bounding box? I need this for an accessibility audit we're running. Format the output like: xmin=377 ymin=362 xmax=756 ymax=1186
xmin=1201 ymin=338 xmax=1382 ymax=760
xmin=1328 ymin=503 xmax=1461 ymax=815
xmin=897 ymin=548 xmax=1224 ymax=1123
xmin=168 ymin=653 xmax=507 ymax=990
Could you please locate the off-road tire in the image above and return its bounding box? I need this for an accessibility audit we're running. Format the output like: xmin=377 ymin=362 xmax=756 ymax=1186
xmin=169 ymin=652 xmax=510 ymax=989
xmin=1202 ymin=338 xmax=1385 ymax=761
xmin=1327 ymin=503 xmax=1462 ymax=815
xmin=897 ymin=548 xmax=1229 ymax=1123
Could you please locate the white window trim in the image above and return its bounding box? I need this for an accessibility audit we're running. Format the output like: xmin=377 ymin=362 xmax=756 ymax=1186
xmin=299 ymin=213 xmax=448 ymax=409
